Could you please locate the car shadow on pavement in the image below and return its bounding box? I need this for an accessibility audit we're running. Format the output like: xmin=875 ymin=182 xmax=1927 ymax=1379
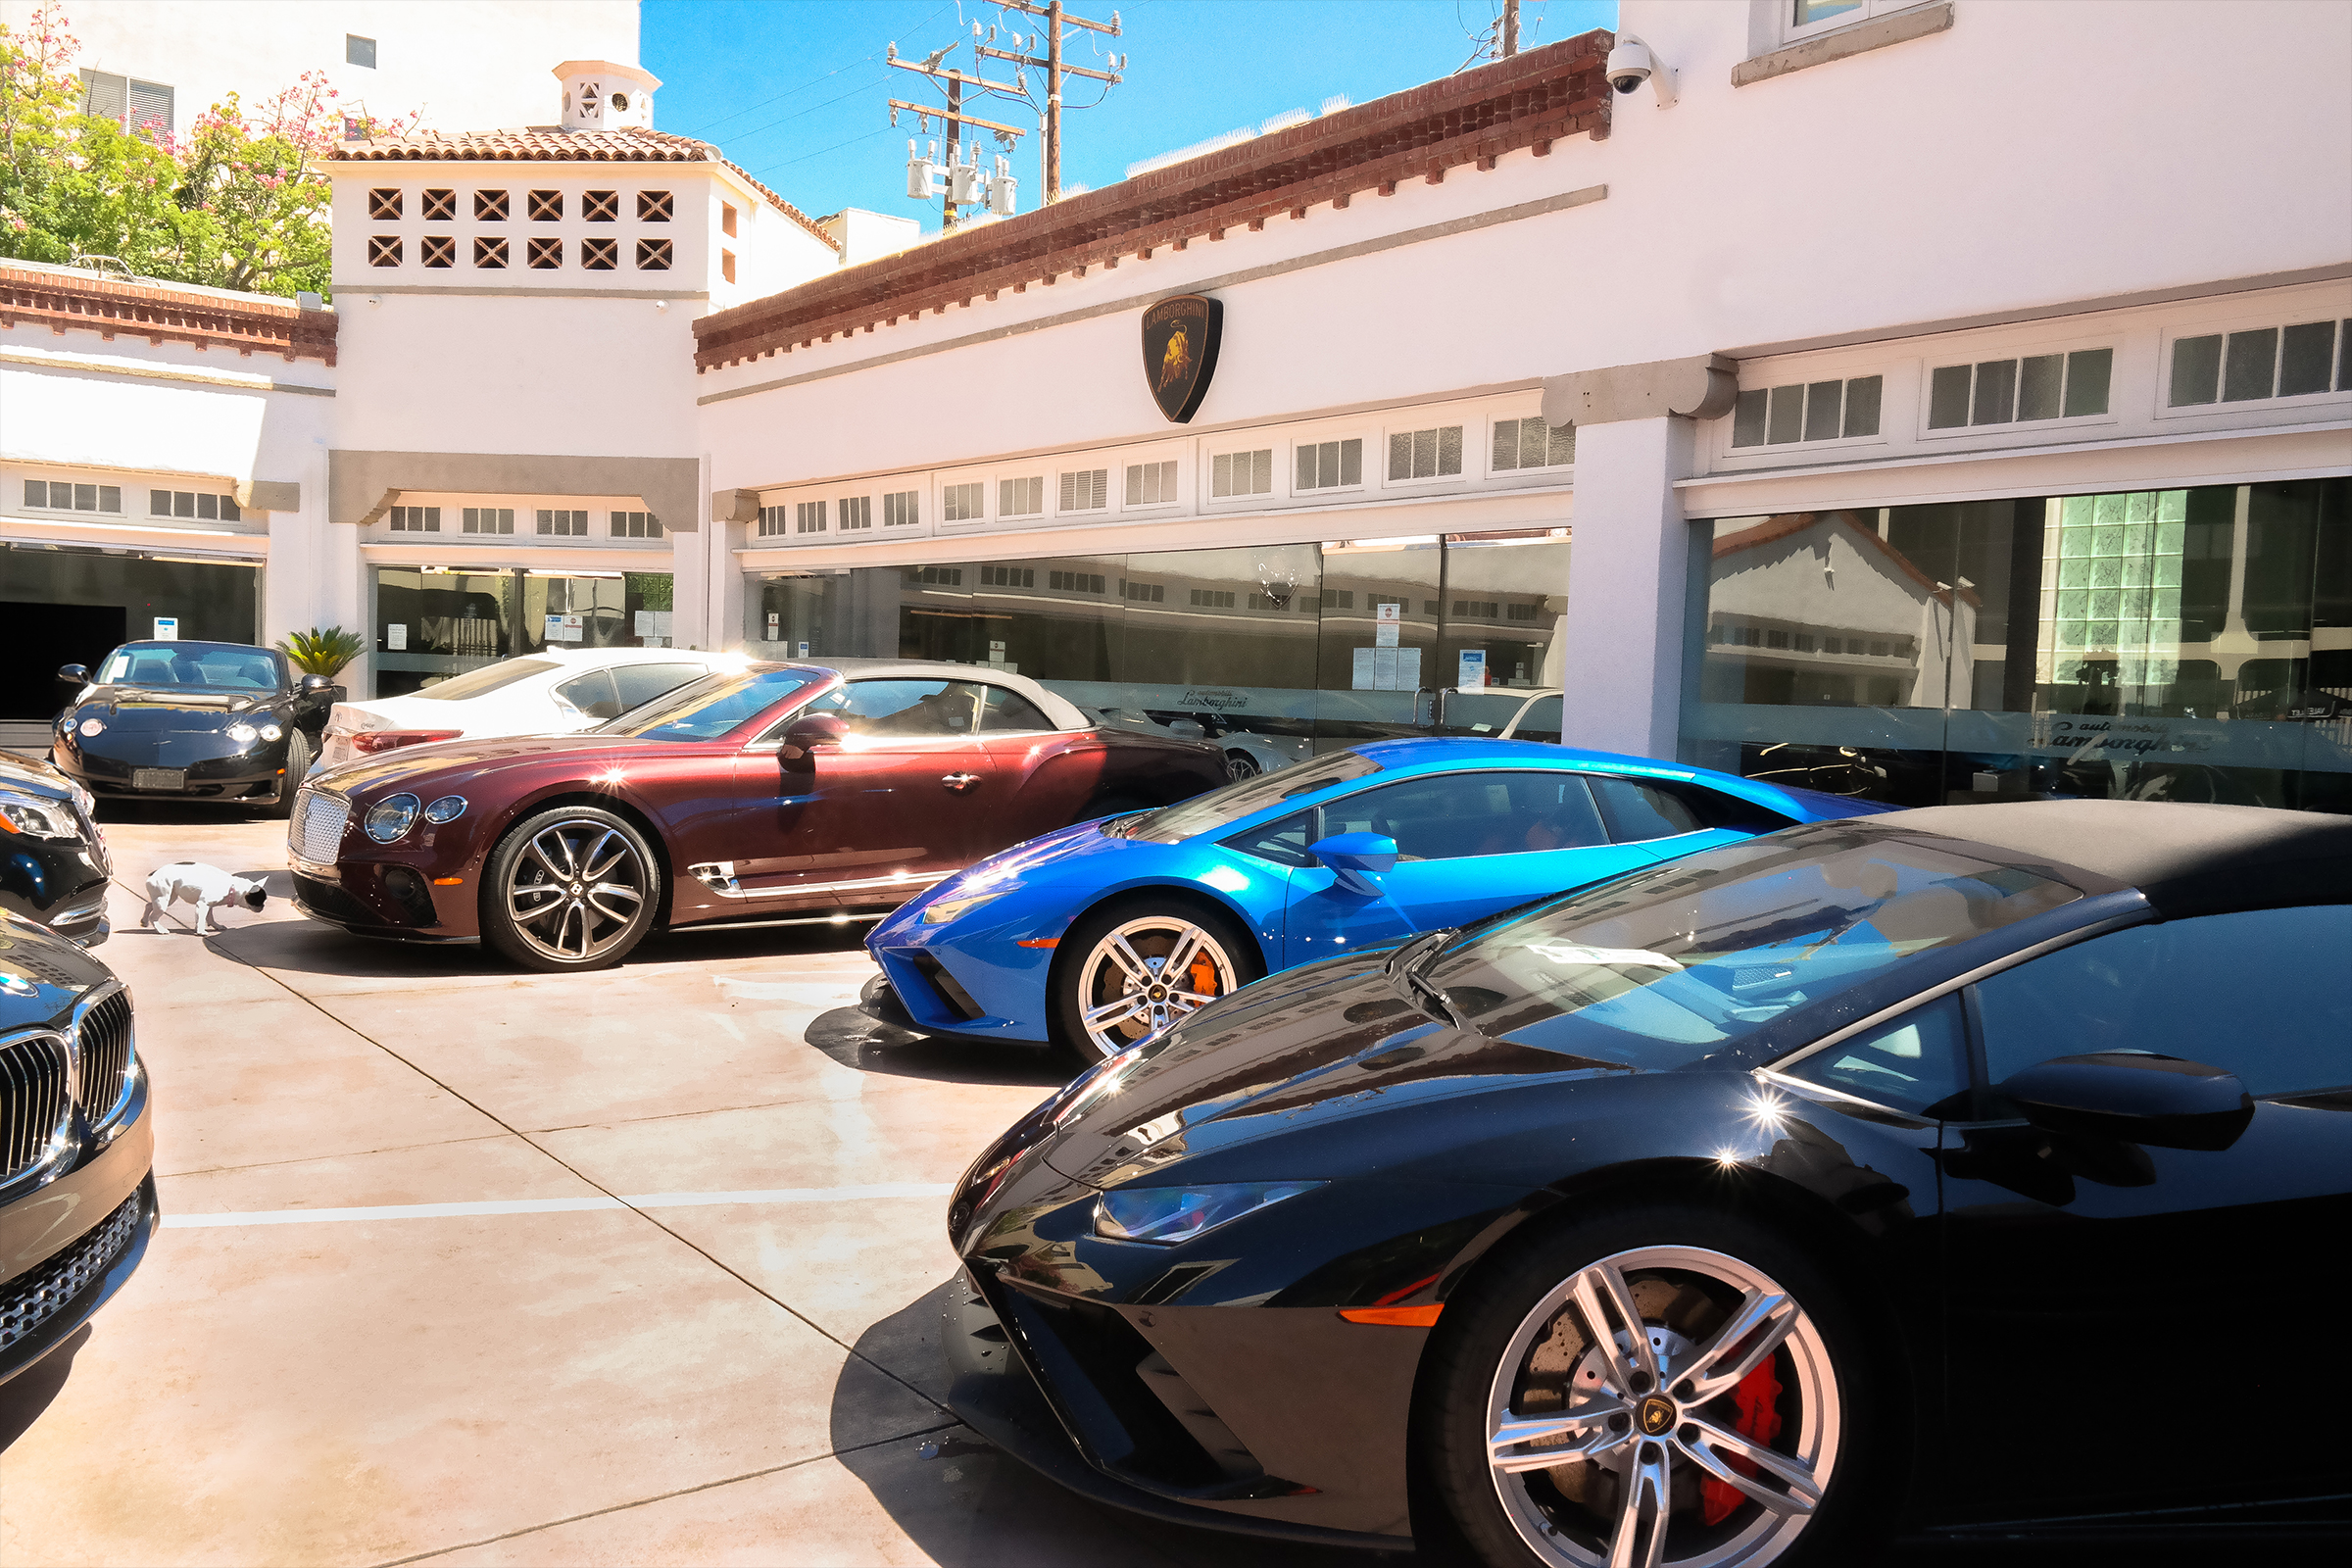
xmin=806 ymin=1006 xmax=1069 ymax=1088
xmin=828 ymin=1280 xmax=1405 ymax=1568
xmin=195 ymin=912 xmax=881 ymax=981
xmin=92 ymin=800 xmax=286 ymax=827
xmin=0 ymin=1325 xmax=89 ymax=1452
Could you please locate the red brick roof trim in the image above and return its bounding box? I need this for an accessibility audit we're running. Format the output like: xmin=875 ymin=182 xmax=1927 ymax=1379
xmin=0 ymin=266 xmax=338 ymax=367
xmin=1715 ymin=512 xmax=1985 ymax=610
xmin=691 ymin=32 xmax=1612 ymax=373
xmin=325 ymin=127 xmax=838 ymax=253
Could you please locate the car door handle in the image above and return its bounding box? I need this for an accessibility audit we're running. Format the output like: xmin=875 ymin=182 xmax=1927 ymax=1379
xmin=942 ymin=772 xmax=982 ymax=793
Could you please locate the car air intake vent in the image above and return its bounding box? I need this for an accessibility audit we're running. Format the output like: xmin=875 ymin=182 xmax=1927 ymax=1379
xmin=293 ymin=789 xmax=351 ymax=863
xmin=0 ymin=1032 xmax=74 ymax=1186
xmin=74 ymin=990 xmax=135 ymax=1127
xmin=0 ymin=1191 xmax=140 ymax=1351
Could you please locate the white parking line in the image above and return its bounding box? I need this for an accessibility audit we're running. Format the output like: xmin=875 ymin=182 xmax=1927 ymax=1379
xmin=162 ymin=1182 xmax=956 ymax=1228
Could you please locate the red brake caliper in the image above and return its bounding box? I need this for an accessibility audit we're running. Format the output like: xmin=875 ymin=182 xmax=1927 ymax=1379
xmin=1698 ymin=1358 xmax=1786 ymax=1525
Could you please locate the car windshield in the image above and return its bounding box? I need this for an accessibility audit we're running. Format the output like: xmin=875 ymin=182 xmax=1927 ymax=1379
xmin=410 ymin=659 xmax=562 ymax=701
xmin=98 ymin=643 xmax=279 ymax=691
xmin=1122 ymin=750 xmax=1384 ymax=842
xmin=600 ymin=668 xmax=815 ymax=741
xmin=1428 ymin=823 xmax=2085 ymax=1069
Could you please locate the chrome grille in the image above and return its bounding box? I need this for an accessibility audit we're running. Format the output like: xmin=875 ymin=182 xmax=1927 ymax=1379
xmin=0 ymin=1191 xmax=141 ymax=1350
xmin=0 ymin=1032 xmax=73 ymax=1187
xmin=74 ymin=988 xmax=134 ymax=1127
xmin=293 ymin=788 xmax=351 ymax=863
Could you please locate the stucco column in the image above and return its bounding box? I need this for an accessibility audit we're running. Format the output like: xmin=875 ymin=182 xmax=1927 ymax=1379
xmin=1544 ymin=354 xmax=1736 ymax=760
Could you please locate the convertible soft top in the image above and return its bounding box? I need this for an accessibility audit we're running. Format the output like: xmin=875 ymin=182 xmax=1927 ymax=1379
xmin=1888 ymin=800 xmax=2352 ymax=919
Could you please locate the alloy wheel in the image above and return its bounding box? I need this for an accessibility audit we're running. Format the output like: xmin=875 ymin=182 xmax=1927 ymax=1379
xmin=1075 ymin=915 xmax=1237 ymax=1057
xmin=1484 ymin=1246 xmax=1839 ymax=1568
xmin=1224 ymin=752 xmax=1262 ymax=781
xmin=503 ymin=818 xmax=649 ymax=963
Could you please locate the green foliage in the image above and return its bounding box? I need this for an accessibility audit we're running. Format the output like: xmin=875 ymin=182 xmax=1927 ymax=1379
xmin=0 ymin=3 xmax=415 ymax=298
xmin=276 ymin=626 xmax=367 ymax=678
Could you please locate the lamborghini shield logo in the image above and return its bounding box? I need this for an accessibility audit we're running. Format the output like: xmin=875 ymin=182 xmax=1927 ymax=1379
xmin=1142 ymin=294 xmax=1223 ymax=423
xmin=1640 ymin=1396 xmax=1676 ymax=1436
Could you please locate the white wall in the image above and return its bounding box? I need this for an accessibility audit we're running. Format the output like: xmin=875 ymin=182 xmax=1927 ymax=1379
xmin=1 ymin=0 xmax=640 ymax=137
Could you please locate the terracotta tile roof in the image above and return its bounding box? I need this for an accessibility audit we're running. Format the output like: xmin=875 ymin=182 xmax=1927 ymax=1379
xmin=692 ymin=32 xmax=1612 ymax=373
xmin=0 ymin=263 xmax=338 ymax=366
xmin=324 ymin=126 xmax=838 ymax=252
xmin=1715 ymin=512 xmax=1985 ymax=609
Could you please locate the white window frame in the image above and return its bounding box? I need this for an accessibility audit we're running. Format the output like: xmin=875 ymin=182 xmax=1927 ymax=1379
xmin=1290 ymin=434 xmax=1368 ymax=496
xmin=1485 ymin=413 xmax=1577 ymax=475
xmin=938 ymin=473 xmax=990 ymax=529
xmin=1915 ymin=340 xmax=2121 ymax=442
xmin=2152 ymin=310 xmax=2352 ymax=423
xmin=1205 ymin=446 xmax=1277 ymax=504
xmin=1380 ymin=421 xmax=1469 ymax=489
xmin=1784 ymin=0 xmax=1936 ymax=46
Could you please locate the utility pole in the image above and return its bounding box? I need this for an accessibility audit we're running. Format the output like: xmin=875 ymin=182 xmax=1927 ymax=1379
xmin=886 ymin=44 xmax=1029 ymax=231
xmin=1501 ymin=0 xmax=1520 ymax=58
xmin=986 ymin=1 xmax=1124 ymax=205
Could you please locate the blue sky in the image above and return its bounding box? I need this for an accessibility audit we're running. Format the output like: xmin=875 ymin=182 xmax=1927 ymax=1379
xmin=645 ymin=0 xmax=1616 ymax=230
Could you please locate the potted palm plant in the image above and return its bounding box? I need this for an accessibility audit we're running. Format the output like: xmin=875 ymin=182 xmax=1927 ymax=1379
xmin=274 ymin=626 xmax=366 ymax=705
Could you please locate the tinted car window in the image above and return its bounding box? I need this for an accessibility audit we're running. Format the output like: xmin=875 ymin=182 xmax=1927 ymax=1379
xmin=604 ymin=669 xmax=814 ymax=740
xmin=411 ymin=659 xmax=561 ymax=701
xmin=1590 ymin=776 xmax=1704 ymax=842
xmin=1323 ymin=771 xmax=1609 ymax=860
xmin=832 ymin=679 xmax=986 ymax=736
xmin=1224 ymin=808 xmax=1315 ymax=867
xmin=1975 ymin=906 xmax=2352 ymax=1099
xmin=611 ymin=662 xmax=707 ymax=710
xmin=980 ymin=687 xmax=1054 ymax=732
xmin=1126 ymin=750 xmax=1383 ymax=843
xmin=1509 ymin=695 xmax=1563 ymax=743
xmin=1429 ymin=825 xmax=2083 ymax=1069
xmin=1783 ymin=993 xmax=1969 ymax=1116
xmin=557 ymin=670 xmax=621 ymax=720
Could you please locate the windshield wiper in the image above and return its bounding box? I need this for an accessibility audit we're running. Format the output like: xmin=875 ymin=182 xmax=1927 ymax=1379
xmin=1386 ymin=928 xmax=1470 ymax=1030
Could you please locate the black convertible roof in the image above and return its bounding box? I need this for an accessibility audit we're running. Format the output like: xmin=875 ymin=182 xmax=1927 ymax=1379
xmin=1888 ymin=800 xmax=2352 ymax=919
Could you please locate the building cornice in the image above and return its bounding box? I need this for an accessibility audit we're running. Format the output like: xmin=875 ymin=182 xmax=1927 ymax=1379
xmin=691 ymin=32 xmax=1613 ymax=373
xmin=0 ymin=267 xmax=338 ymax=367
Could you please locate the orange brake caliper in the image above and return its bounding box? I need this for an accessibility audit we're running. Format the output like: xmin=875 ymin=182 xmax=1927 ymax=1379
xmin=1187 ymin=954 xmax=1220 ymax=997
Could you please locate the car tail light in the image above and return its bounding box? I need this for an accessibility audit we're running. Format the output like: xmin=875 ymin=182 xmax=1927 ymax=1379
xmin=351 ymin=729 xmax=463 ymax=755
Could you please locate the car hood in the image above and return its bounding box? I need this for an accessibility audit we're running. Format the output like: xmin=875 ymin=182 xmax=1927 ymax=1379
xmin=0 ymin=907 xmax=114 ymax=1022
xmin=1020 ymin=953 xmax=1631 ymax=1190
xmin=313 ymin=730 xmax=676 ymax=795
xmin=0 ymin=748 xmax=74 ymax=803
xmin=73 ymin=685 xmax=278 ymax=728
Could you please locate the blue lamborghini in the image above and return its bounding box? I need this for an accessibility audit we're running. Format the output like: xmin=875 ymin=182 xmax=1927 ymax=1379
xmin=863 ymin=737 xmax=1892 ymax=1059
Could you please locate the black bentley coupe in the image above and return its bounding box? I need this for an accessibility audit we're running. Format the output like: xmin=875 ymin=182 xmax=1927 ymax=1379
xmin=50 ymin=640 xmax=333 ymax=816
xmin=945 ymin=800 xmax=2351 ymax=1563
xmin=0 ymin=908 xmax=155 ymax=1383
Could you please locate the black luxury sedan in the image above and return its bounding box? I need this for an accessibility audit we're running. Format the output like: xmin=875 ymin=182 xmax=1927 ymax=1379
xmin=0 ymin=909 xmax=155 ymax=1383
xmin=0 ymin=748 xmax=111 ymax=946
xmin=944 ymin=800 xmax=2351 ymax=1564
xmin=50 ymin=640 xmax=334 ymax=816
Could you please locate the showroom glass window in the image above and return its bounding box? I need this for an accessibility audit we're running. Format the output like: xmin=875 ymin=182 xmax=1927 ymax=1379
xmin=1680 ymin=478 xmax=2350 ymax=812
xmin=1 ymin=543 xmax=261 ymax=723
xmin=370 ymin=568 xmax=676 ymax=698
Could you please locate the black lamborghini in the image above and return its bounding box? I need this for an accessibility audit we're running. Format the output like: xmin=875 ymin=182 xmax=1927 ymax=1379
xmin=50 ymin=640 xmax=333 ymax=816
xmin=944 ymin=800 xmax=2351 ymax=1563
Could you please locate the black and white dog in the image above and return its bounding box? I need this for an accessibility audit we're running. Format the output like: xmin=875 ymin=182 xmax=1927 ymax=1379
xmin=143 ymin=862 xmax=268 ymax=935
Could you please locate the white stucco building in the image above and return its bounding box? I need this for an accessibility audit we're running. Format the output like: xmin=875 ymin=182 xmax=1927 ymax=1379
xmin=5 ymin=0 xmax=2350 ymax=808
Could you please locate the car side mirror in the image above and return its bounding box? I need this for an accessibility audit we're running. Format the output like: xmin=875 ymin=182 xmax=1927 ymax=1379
xmin=57 ymin=663 xmax=89 ymax=685
xmin=1311 ymin=832 xmax=1397 ymax=898
xmin=779 ymin=712 xmax=850 ymax=760
xmin=299 ymin=674 xmax=332 ymax=695
xmin=1996 ymin=1052 xmax=2254 ymax=1152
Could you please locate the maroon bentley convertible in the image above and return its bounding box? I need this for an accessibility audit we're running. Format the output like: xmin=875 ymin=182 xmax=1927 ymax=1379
xmin=288 ymin=661 xmax=1228 ymax=970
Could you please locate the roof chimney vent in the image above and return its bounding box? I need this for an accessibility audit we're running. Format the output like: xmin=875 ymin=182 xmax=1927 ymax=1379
xmin=554 ymin=60 xmax=661 ymax=132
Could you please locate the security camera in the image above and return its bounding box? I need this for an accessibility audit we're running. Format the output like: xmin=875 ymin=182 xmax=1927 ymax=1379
xmin=1604 ymin=33 xmax=1678 ymax=107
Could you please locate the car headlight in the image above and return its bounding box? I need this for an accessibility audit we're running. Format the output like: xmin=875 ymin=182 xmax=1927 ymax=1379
xmin=77 ymin=717 xmax=105 ymax=738
xmin=920 ymin=888 xmax=1014 ymax=925
xmin=363 ymin=793 xmax=421 ymax=843
xmin=1093 ymin=1180 xmax=1323 ymax=1245
xmin=422 ymin=795 xmax=467 ymax=823
xmin=260 ymin=722 xmax=283 ymax=742
xmin=0 ymin=792 xmax=80 ymax=840
xmin=226 ymin=722 xmax=259 ymax=746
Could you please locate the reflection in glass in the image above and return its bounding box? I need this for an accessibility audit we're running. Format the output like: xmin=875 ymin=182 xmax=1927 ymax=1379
xmin=1683 ymin=479 xmax=2350 ymax=812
